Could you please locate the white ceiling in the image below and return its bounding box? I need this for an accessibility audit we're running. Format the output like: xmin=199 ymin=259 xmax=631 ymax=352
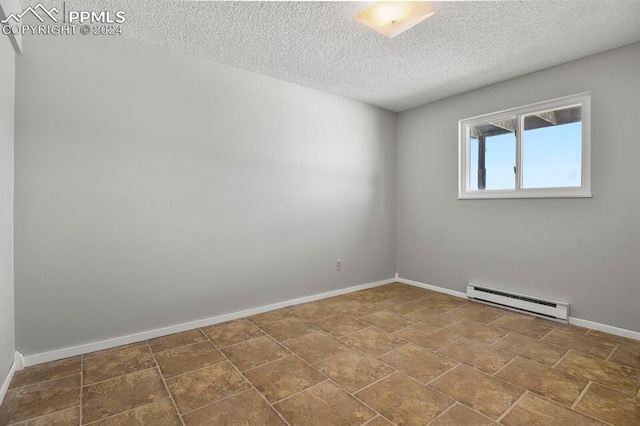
xmin=36 ymin=1 xmax=640 ymax=111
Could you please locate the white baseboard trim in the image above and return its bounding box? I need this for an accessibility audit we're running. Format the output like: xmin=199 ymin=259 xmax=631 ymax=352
xmin=13 ymin=352 xmax=23 ymax=371
xmin=22 ymin=277 xmax=396 ymax=367
xmin=0 ymin=352 xmax=23 ymax=405
xmin=397 ymin=277 xmax=640 ymax=341
xmin=568 ymin=317 xmax=640 ymax=341
xmin=396 ymin=277 xmax=468 ymax=299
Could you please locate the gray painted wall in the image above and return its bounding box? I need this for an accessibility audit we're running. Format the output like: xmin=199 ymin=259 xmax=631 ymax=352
xmin=397 ymin=43 xmax=640 ymax=331
xmin=15 ymin=35 xmax=397 ymax=355
xmin=0 ymin=33 xmax=16 ymax=382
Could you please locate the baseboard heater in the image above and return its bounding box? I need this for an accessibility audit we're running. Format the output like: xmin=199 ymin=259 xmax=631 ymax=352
xmin=466 ymin=284 xmax=569 ymax=321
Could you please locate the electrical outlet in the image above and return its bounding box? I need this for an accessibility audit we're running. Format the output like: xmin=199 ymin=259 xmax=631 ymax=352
xmin=336 ymin=260 xmax=342 ymax=271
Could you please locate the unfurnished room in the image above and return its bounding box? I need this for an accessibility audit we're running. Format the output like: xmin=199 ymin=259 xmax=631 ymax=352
xmin=0 ymin=1 xmax=639 ymax=425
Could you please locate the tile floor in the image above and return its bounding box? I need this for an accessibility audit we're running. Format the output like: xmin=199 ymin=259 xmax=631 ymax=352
xmin=1 ymin=283 xmax=638 ymax=425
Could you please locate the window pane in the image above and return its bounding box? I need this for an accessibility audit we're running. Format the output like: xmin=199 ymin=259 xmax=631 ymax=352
xmin=469 ymin=119 xmax=516 ymax=191
xmin=522 ymin=106 xmax=582 ymax=189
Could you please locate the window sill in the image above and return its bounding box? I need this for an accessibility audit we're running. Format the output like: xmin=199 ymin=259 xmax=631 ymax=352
xmin=458 ymin=190 xmax=592 ymax=200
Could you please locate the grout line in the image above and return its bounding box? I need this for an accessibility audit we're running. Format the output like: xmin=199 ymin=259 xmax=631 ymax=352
xmin=338 ymin=325 xmax=374 ymax=339
xmin=490 ymin=356 xmax=519 ymax=377
xmin=201 ymin=330 xmax=292 ymax=426
xmin=82 ymin=342 xmax=147 ymax=359
xmin=3 ymin=406 xmax=81 ymax=426
xmin=213 ymin=333 xmax=273 ymax=350
xmin=266 ymin=379 xmax=331 ymax=406
xmin=571 ymin=381 xmax=592 ymax=409
xmin=606 ymin=344 xmax=618 ymax=361
xmin=308 ymin=349 xmax=403 ymax=424
xmin=6 ymin=371 xmax=81 ymax=390
xmin=81 ymin=398 xmax=174 ymax=426
xmin=79 ymin=355 xmax=84 ymax=425
xmin=150 ymin=337 xmax=210 ymax=355
xmin=80 ymin=366 xmax=160 ymax=388
xmin=145 ymin=342 xmax=186 ymax=426
xmin=489 ymin=331 xmax=513 ymax=346
xmin=530 ymin=391 xmax=616 ymax=426
xmin=371 ymin=341 xmax=409 ymax=359
xmin=432 ymin=336 xmax=465 ymax=354
xmin=241 ymin=354 xmax=296 ymax=374
xmin=424 ymin=363 xmax=460 ymax=386
xmin=551 ymin=349 xmax=572 ymax=369
xmin=537 ymin=327 xmax=556 ymax=341
xmin=496 ymin=390 xmax=528 ymax=423
xmin=425 ymin=402 xmax=457 ymax=425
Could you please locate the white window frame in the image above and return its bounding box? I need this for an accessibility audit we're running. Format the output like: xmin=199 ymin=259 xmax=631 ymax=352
xmin=458 ymin=93 xmax=591 ymax=199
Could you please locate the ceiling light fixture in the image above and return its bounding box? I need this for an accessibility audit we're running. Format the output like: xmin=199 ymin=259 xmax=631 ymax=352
xmin=354 ymin=1 xmax=435 ymax=39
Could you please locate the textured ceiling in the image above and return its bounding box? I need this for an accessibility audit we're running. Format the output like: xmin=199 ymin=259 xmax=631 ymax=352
xmin=29 ymin=1 xmax=640 ymax=111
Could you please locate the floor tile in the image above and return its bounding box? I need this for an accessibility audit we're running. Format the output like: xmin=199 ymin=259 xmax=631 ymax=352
xmin=356 ymin=373 xmax=453 ymax=426
xmin=275 ymin=381 xmax=375 ymax=426
xmin=260 ymin=317 xmax=317 ymax=342
xmin=586 ymin=330 xmax=640 ymax=348
xmin=244 ymin=356 xmax=326 ymax=402
xmin=394 ymin=323 xmax=460 ymax=351
xmin=531 ymin=318 xmax=589 ymax=335
xmin=542 ymin=328 xmax=615 ymax=359
xmin=201 ymin=319 xmax=264 ymax=348
xmin=437 ymin=337 xmax=514 ymax=374
xmin=147 ymin=329 xmax=208 ymax=354
xmin=495 ymin=357 xmax=588 ymax=406
xmin=155 ymin=341 xmax=225 ymax=378
xmin=246 ymin=309 xmax=293 ymax=326
xmin=83 ymin=342 xmax=147 ymax=359
xmin=489 ymin=315 xmax=553 ymax=339
xmin=364 ymin=416 xmax=394 ymax=426
xmin=501 ymin=393 xmax=607 ymax=426
xmin=443 ymin=319 xmax=509 ymax=345
xmin=448 ymin=304 xmax=504 ymax=324
xmin=379 ymin=343 xmax=457 ymax=384
xmin=575 ymin=383 xmax=640 ymax=426
xmin=555 ymin=351 xmax=640 ymax=395
xmin=221 ymin=336 xmax=291 ymax=371
xmin=9 ymin=357 xmax=80 ymax=389
xmin=430 ymin=365 xmax=523 ymax=420
xmin=8 ymin=406 xmax=79 ymax=426
xmin=82 ymin=369 xmax=167 ymax=424
xmin=183 ymin=389 xmax=285 ymax=426
xmin=83 ymin=345 xmax=156 ymax=385
xmin=344 ymin=290 xmax=390 ymax=303
xmin=283 ymin=332 xmax=351 ymax=364
xmin=375 ymin=298 xmax=424 ymax=315
xmin=414 ymin=296 xmax=465 ymax=313
xmin=403 ymin=308 xmax=461 ymax=329
xmin=609 ymin=343 xmax=640 ymax=370
xmin=288 ymin=302 xmax=337 ymax=322
xmin=360 ymin=311 xmax=415 ymax=333
xmin=394 ymin=291 xmax=432 ymax=303
xmin=340 ymin=327 xmax=406 ymax=357
xmin=331 ymin=300 xmax=381 ymax=318
xmin=311 ymin=314 xmax=368 ymax=337
xmin=89 ymin=398 xmax=181 ymax=426
xmin=0 ymin=375 xmax=80 ymax=425
xmin=166 ymin=361 xmax=251 ymax=414
xmin=430 ymin=404 xmax=496 ymax=425
xmin=492 ymin=332 xmax=567 ymax=366
xmin=315 ymin=349 xmax=394 ymax=392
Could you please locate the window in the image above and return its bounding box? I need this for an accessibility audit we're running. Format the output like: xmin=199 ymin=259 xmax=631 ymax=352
xmin=458 ymin=93 xmax=591 ymax=199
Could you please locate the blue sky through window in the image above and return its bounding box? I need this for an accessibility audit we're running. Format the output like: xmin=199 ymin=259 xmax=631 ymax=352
xmin=469 ymin=121 xmax=581 ymax=190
